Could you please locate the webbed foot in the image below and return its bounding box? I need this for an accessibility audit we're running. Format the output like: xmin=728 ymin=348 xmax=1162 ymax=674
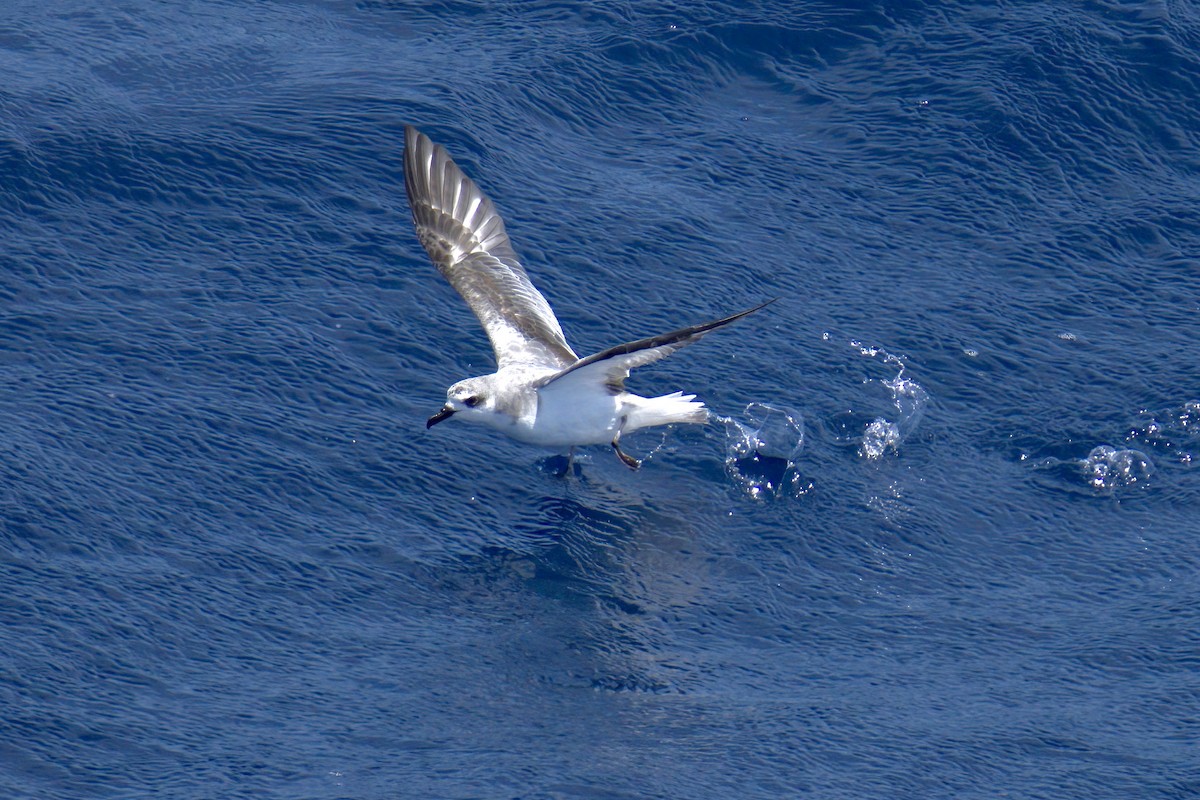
xmin=612 ymin=441 xmax=641 ymax=470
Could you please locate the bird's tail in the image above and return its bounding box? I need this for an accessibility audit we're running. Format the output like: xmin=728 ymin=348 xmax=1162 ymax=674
xmin=626 ymin=391 xmax=710 ymax=431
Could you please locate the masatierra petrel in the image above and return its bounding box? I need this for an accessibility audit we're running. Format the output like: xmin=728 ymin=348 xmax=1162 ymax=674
xmin=404 ymin=126 xmax=773 ymax=470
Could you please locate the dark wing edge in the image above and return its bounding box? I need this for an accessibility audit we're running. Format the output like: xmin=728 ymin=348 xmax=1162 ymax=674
xmin=541 ymin=298 xmax=779 ymax=392
xmin=402 ymin=126 xmax=577 ymax=369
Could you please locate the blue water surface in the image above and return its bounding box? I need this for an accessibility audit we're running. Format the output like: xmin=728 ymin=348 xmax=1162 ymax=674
xmin=1 ymin=1 xmax=1198 ymax=798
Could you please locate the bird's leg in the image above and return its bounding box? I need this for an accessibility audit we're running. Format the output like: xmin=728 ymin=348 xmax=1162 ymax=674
xmin=611 ymin=420 xmax=641 ymax=470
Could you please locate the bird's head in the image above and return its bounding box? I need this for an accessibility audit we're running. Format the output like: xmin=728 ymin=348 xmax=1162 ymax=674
xmin=427 ymin=377 xmax=495 ymax=429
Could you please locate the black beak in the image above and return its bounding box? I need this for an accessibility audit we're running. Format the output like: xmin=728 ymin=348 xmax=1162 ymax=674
xmin=426 ymin=406 xmax=455 ymax=429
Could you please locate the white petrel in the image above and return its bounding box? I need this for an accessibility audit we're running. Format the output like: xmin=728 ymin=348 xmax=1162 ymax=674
xmin=404 ymin=126 xmax=773 ymax=470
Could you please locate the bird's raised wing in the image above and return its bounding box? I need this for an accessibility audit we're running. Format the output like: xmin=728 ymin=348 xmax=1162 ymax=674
xmin=537 ymin=299 xmax=777 ymax=394
xmin=403 ymin=126 xmax=577 ymax=370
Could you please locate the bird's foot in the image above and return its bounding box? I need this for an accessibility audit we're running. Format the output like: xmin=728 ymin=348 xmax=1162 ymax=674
xmin=612 ymin=441 xmax=642 ymax=470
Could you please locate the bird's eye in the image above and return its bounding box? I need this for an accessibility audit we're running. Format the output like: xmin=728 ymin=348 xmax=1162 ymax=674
xmin=463 ymin=395 xmax=482 ymax=408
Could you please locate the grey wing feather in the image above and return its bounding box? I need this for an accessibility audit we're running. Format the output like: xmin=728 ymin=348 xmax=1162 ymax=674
xmin=403 ymin=126 xmax=577 ymax=369
xmin=539 ymin=299 xmax=777 ymax=393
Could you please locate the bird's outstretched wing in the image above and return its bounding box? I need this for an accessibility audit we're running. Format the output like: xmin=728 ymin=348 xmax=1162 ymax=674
xmin=403 ymin=126 xmax=577 ymax=370
xmin=537 ymin=299 xmax=777 ymax=394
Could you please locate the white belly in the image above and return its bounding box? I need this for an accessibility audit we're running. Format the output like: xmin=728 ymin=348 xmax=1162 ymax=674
xmin=510 ymin=388 xmax=625 ymax=447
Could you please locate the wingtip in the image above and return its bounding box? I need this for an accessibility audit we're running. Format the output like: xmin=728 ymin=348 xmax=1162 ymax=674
xmin=724 ymin=296 xmax=779 ymax=325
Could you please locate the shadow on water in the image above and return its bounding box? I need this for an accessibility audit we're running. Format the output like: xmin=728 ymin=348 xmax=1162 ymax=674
xmin=421 ymin=462 xmax=732 ymax=694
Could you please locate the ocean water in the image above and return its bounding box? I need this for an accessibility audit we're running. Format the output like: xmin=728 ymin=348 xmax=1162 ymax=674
xmin=1 ymin=1 xmax=1198 ymax=798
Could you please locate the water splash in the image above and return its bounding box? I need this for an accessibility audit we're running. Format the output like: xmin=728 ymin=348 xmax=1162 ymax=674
xmin=719 ymin=402 xmax=807 ymax=500
xmin=832 ymin=342 xmax=929 ymax=460
xmin=1125 ymin=400 xmax=1200 ymax=466
xmin=1031 ymin=444 xmax=1155 ymax=496
xmin=1029 ymin=400 xmax=1199 ymax=495
xmin=861 ymin=418 xmax=901 ymax=459
xmin=1079 ymin=445 xmax=1154 ymax=492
